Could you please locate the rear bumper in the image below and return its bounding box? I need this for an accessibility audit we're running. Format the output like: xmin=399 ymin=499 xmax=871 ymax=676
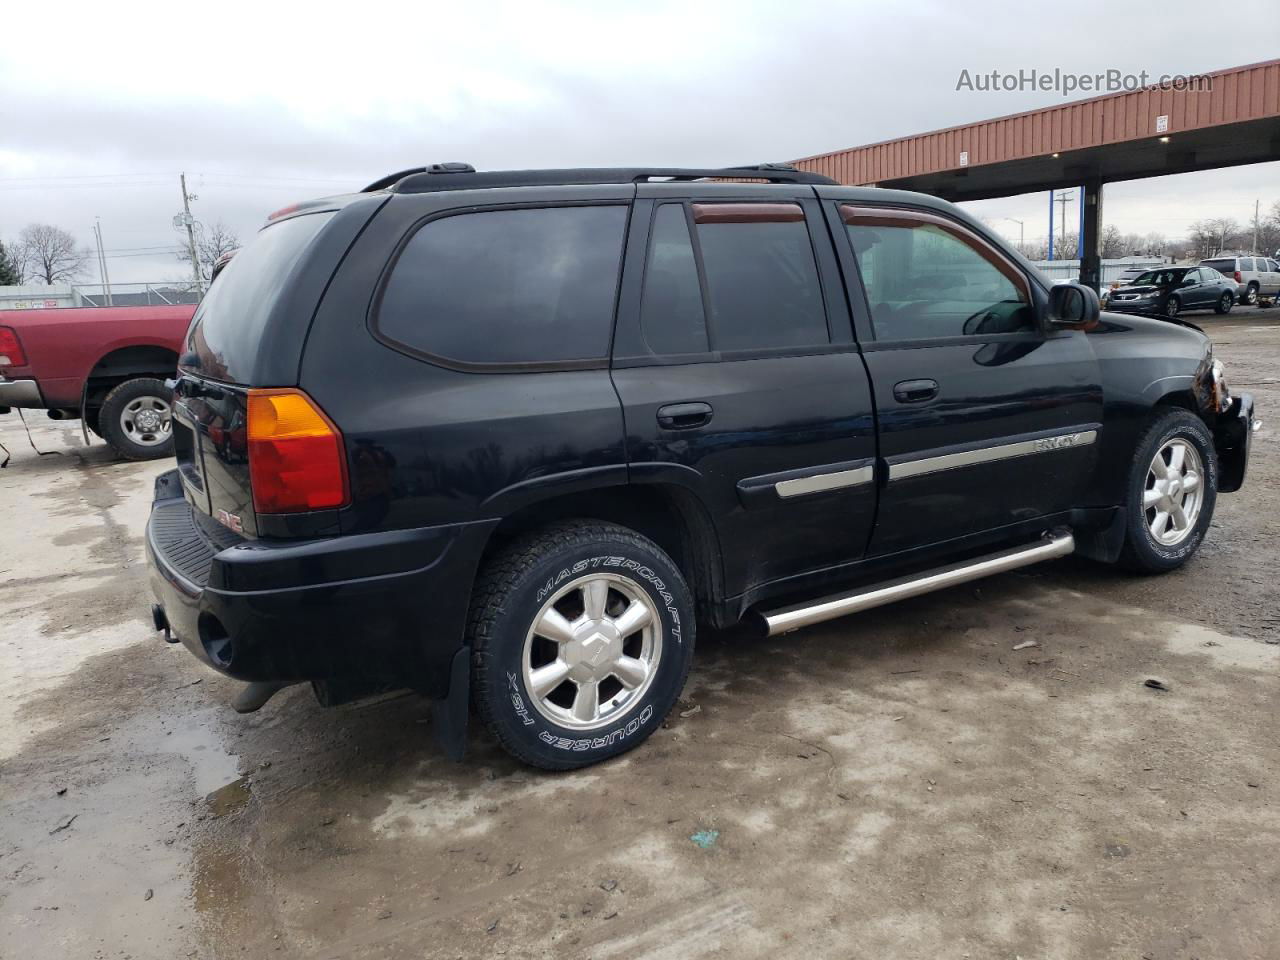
xmin=0 ymin=377 xmax=43 ymax=408
xmin=145 ymin=469 xmax=493 ymax=698
xmin=1215 ymin=393 xmax=1255 ymax=494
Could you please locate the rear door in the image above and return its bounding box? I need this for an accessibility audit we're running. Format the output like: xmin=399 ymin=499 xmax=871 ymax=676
xmin=823 ymin=194 xmax=1103 ymax=556
xmin=611 ymin=185 xmax=878 ymax=600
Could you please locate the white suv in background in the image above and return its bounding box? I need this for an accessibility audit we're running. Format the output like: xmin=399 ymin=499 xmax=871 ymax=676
xmin=1199 ymin=255 xmax=1280 ymax=306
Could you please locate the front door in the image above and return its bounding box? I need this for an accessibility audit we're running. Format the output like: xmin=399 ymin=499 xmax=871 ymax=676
xmin=611 ymin=187 xmax=878 ymax=602
xmin=822 ymin=194 xmax=1103 ymax=557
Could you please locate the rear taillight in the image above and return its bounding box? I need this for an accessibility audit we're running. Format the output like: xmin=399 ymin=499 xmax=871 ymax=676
xmin=0 ymin=326 xmax=26 ymax=367
xmin=246 ymin=389 xmax=348 ymax=514
xmin=1234 ymin=271 xmax=1242 ymax=283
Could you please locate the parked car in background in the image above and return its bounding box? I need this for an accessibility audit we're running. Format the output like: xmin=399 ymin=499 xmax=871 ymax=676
xmin=144 ymin=164 xmax=1256 ymax=770
xmin=1199 ymin=255 xmax=1280 ymax=306
xmin=1106 ymin=266 xmax=1236 ymax=318
xmin=1100 ymin=266 xmax=1154 ymax=306
xmin=0 ymin=305 xmax=194 ymax=459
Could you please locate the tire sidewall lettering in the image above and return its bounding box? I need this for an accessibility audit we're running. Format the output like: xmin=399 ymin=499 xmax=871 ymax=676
xmin=514 ymin=550 xmax=681 ymax=753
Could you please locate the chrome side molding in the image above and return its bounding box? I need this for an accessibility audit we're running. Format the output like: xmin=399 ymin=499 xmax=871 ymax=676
xmin=760 ymin=530 xmax=1075 ymax=636
xmin=888 ymin=429 xmax=1097 ymax=481
xmin=775 ymin=464 xmax=874 ymax=498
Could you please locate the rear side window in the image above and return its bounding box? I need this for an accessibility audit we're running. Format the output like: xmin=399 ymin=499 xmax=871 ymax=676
xmin=185 ymin=211 xmax=335 ymax=383
xmin=639 ymin=204 xmax=709 ymax=354
xmin=1203 ymin=258 xmax=1235 ymax=275
xmin=377 ymin=206 xmax=628 ymax=367
xmin=692 ymin=204 xmax=828 ymax=352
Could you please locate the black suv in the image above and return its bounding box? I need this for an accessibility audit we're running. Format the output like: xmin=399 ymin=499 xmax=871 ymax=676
xmin=147 ymin=164 xmax=1257 ymax=770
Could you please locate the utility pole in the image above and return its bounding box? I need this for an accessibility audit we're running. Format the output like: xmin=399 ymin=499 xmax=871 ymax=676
xmin=180 ymin=173 xmax=202 ymax=290
xmin=93 ymin=218 xmax=113 ymax=306
xmin=1253 ymin=199 xmax=1261 ymax=254
xmin=1054 ymin=191 xmax=1075 ymax=257
xmin=1005 ymin=217 xmax=1025 ymax=252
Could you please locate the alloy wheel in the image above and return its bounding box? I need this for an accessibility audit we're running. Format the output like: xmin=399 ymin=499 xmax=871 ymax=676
xmin=521 ymin=574 xmax=662 ymax=730
xmin=1143 ymin=438 xmax=1204 ymax=546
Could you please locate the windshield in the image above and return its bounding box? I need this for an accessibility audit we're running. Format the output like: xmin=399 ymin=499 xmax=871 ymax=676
xmin=183 ymin=211 xmax=335 ymax=383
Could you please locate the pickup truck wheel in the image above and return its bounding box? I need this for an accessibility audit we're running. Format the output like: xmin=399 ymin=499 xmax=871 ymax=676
xmin=1118 ymin=410 xmax=1217 ymax=573
xmin=99 ymin=377 xmax=174 ymax=461
xmin=469 ymin=521 xmax=694 ymax=770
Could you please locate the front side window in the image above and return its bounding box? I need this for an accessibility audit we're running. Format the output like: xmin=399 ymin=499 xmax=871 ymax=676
xmin=377 ymin=205 xmax=629 ymax=366
xmin=842 ymin=206 xmax=1034 ymax=341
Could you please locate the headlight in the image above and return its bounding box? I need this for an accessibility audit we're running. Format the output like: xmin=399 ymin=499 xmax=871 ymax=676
xmin=1210 ymin=358 xmax=1231 ymax=413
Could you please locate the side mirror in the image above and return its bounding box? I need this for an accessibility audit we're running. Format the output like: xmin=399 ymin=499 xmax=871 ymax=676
xmin=1046 ymin=282 xmax=1100 ymax=330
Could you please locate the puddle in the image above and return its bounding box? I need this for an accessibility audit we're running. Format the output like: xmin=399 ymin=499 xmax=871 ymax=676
xmin=116 ymin=707 xmax=242 ymax=796
xmin=206 ymin=776 xmax=253 ymax=818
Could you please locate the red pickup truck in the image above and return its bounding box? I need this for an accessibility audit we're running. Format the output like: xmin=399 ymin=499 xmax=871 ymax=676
xmin=0 ymin=304 xmax=196 ymax=460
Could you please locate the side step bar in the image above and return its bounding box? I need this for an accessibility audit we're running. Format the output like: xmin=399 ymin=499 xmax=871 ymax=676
xmin=761 ymin=530 xmax=1075 ymax=636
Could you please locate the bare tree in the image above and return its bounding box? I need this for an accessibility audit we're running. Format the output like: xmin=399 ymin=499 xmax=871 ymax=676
xmin=178 ymin=221 xmax=241 ymax=282
xmin=1188 ymin=218 xmax=1242 ymax=259
xmin=18 ymin=224 xmax=88 ymax=285
xmin=1100 ymin=225 xmax=1125 ymax=258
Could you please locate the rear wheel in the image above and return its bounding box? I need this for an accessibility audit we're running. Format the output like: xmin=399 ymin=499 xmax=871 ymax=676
xmin=99 ymin=377 xmax=174 ymax=460
xmin=1244 ymin=283 xmax=1259 ymax=306
xmin=469 ymin=521 xmax=694 ymax=770
xmin=1215 ymin=292 xmax=1233 ymax=314
xmin=1118 ymin=410 xmax=1217 ymax=573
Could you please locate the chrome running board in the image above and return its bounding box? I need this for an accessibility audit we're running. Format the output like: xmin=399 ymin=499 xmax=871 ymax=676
xmin=761 ymin=531 xmax=1075 ymax=636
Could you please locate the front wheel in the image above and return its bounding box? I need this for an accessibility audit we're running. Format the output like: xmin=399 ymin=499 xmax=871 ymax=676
xmin=1215 ymin=292 xmax=1234 ymax=314
xmin=1118 ymin=410 xmax=1218 ymax=573
xmin=469 ymin=521 xmax=695 ymax=770
xmin=1165 ymin=296 xmax=1181 ymax=319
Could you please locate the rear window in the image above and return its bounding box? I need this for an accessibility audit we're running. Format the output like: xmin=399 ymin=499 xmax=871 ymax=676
xmin=185 ymin=211 xmax=335 ymax=383
xmin=376 ymin=205 xmax=628 ymax=367
xmin=1203 ymin=258 xmax=1236 ymax=274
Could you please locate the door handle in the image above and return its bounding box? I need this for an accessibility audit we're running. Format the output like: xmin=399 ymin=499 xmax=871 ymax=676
xmin=657 ymin=402 xmax=713 ymax=429
xmin=893 ymin=379 xmax=938 ymax=403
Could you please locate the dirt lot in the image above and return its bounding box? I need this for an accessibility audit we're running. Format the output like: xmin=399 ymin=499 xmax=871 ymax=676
xmin=2 ymin=312 xmax=1277 ymax=960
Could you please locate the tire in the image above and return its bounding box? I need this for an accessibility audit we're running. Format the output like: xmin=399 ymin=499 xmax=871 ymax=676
xmin=1244 ymin=283 xmax=1259 ymax=306
xmin=1165 ymin=296 xmax=1181 ymax=319
xmin=469 ymin=520 xmax=695 ymax=770
xmin=1117 ymin=409 xmax=1218 ymax=574
xmin=98 ymin=377 xmax=174 ymax=461
xmin=1214 ymin=292 xmax=1233 ymax=314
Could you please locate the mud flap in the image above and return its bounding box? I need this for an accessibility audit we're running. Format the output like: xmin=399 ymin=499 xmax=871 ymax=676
xmin=432 ymin=646 xmax=470 ymax=762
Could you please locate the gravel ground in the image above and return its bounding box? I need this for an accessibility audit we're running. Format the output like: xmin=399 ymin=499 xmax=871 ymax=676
xmin=1 ymin=310 xmax=1277 ymax=960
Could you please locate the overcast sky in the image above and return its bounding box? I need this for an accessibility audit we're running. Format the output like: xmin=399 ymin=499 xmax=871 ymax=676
xmin=1 ymin=0 xmax=1276 ymax=285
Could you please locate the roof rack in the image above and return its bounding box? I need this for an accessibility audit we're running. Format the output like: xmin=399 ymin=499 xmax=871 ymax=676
xmin=361 ymin=163 xmax=836 ymax=194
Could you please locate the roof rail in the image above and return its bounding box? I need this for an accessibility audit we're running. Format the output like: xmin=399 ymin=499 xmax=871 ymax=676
xmin=360 ymin=163 xmax=837 ymax=194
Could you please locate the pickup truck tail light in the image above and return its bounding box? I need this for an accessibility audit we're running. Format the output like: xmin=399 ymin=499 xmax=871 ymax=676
xmin=0 ymin=326 xmax=26 ymax=367
xmin=246 ymin=389 xmax=349 ymax=514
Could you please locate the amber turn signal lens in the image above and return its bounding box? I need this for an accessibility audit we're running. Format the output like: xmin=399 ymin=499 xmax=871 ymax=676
xmin=246 ymin=389 xmax=348 ymax=514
